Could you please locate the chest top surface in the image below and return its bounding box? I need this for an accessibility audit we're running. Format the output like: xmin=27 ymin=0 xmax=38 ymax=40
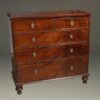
xmin=8 ymin=10 xmax=91 ymax=20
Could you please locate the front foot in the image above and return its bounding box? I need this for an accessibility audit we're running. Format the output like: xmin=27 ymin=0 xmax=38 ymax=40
xmin=16 ymin=86 xmax=23 ymax=95
xmin=82 ymin=75 xmax=89 ymax=84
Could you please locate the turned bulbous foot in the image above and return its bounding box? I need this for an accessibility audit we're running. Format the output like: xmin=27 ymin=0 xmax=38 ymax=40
xmin=82 ymin=75 xmax=88 ymax=84
xmin=16 ymin=86 xmax=23 ymax=95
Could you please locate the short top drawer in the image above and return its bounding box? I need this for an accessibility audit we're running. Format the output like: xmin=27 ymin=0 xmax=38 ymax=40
xmin=12 ymin=19 xmax=52 ymax=32
xmin=53 ymin=17 xmax=89 ymax=29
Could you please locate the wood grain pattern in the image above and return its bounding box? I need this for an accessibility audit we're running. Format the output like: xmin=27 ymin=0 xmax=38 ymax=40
xmin=15 ymin=42 xmax=89 ymax=64
xmin=14 ymin=29 xmax=89 ymax=49
xmin=16 ymin=56 xmax=88 ymax=83
xmin=53 ymin=17 xmax=89 ymax=29
xmin=8 ymin=10 xmax=91 ymax=94
xmin=12 ymin=19 xmax=52 ymax=32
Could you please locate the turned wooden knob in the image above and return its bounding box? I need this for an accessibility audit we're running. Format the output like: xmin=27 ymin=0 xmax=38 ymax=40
xmin=70 ymin=66 xmax=74 ymax=71
xmin=69 ymin=34 xmax=73 ymax=39
xmin=70 ymin=48 xmax=74 ymax=53
xmin=31 ymin=22 xmax=35 ymax=28
xmin=34 ymin=69 xmax=38 ymax=75
xmin=70 ymin=20 xmax=74 ymax=26
xmin=32 ymin=52 xmax=37 ymax=57
xmin=32 ymin=37 xmax=36 ymax=42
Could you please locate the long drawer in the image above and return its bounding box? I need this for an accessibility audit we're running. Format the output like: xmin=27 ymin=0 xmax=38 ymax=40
xmin=17 ymin=56 xmax=88 ymax=83
xmin=15 ymin=42 xmax=89 ymax=64
xmin=13 ymin=29 xmax=89 ymax=49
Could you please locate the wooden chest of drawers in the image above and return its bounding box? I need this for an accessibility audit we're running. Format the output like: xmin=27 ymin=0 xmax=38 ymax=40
xmin=8 ymin=10 xmax=91 ymax=95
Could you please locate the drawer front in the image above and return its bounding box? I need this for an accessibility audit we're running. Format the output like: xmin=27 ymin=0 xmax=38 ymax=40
xmin=15 ymin=42 xmax=89 ymax=64
xmin=12 ymin=19 xmax=52 ymax=32
xmin=17 ymin=57 xmax=88 ymax=83
xmin=53 ymin=17 xmax=89 ymax=29
xmin=14 ymin=29 xmax=89 ymax=49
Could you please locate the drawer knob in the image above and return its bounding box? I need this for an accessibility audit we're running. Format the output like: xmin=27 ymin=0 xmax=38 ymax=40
xmin=70 ymin=66 xmax=74 ymax=71
xmin=70 ymin=20 xmax=74 ymax=26
xmin=69 ymin=34 xmax=73 ymax=39
xmin=31 ymin=22 xmax=35 ymax=28
xmin=70 ymin=48 xmax=74 ymax=53
xmin=32 ymin=52 xmax=37 ymax=57
xmin=34 ymin=69 xmax=38 ymax=75
xmin=32 ymin=37 xmax=36 ymax=42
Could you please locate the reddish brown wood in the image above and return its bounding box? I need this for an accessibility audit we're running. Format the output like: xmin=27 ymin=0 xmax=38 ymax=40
xmin=12 ymin=19 xmax=52 ymax=32
xmin=15 ymin=42 xmax=89 ymax=64
xmin=53 ymin=17 xmax=89 ymax=29
xmin=12 ymin=17 xmax=89 ymax=33
xmin=17 ymin=56 xmax=88 ymax=83
xmin=8 ymin=10 xmax=91 ymax=95
xmin=8 ymin=10 xmax=91 ymax=20
xmin=14 ymin=29 xmax=89 ymax=49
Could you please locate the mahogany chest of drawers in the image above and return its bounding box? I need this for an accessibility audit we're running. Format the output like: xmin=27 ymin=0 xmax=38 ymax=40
xmin=8 ymin=10 xmax=91 ymax=95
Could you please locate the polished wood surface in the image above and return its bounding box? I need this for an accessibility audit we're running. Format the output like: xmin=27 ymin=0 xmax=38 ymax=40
xmin=12 ymin=17 xmax=89 ymax=33
xmin=17 ymin=56 xmax=88 ymax=83
xmin=8 ymin=10 xmax=91 ymax=19
xmin=8 ymin=10 xmax=91 ymax=95
xmin=15 ymin=42 xmax=89 ymax=64
xmin=12 ymin=19 xmax=52 ymax=32
xmin=53 ymin=17 xmax=89 ymax=29
xmin=14 ymin=29 xmax=89 ymax=49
